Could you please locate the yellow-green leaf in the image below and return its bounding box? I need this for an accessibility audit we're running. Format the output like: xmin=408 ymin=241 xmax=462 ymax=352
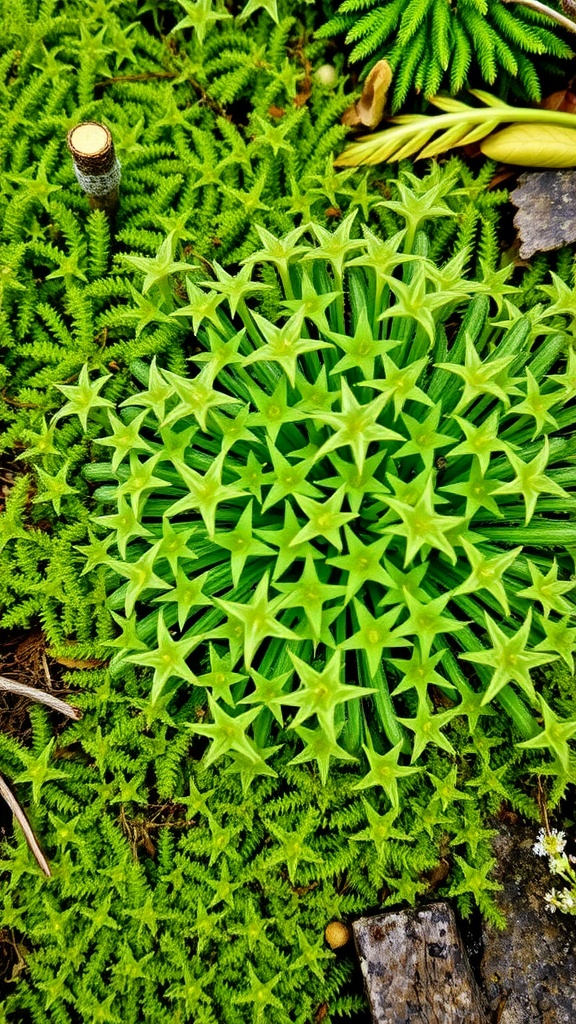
xmin=480 ymin=124 xmax=576 ymax=168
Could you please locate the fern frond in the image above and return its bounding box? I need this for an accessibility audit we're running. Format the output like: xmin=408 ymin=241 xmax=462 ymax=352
xmin=321 ymin=0 xmax=573 ymax=109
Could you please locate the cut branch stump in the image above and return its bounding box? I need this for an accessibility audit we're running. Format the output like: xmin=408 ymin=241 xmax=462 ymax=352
xmin=66 ymin=121 xmax=120 ymax=214
xmin=353 ymin=901 xmax=487 ymax=1024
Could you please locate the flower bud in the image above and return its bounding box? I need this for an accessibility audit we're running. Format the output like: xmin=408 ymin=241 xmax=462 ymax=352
xmin=315 ymin=64 xmax=338 ymax=88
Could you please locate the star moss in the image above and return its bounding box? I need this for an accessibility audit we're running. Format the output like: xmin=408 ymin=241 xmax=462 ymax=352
xmin=72 ymin=209 xmax=576 ymax=790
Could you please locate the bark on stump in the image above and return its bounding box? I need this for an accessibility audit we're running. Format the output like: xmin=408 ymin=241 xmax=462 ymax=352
xmin=480 ymin=822 xmax=576 ymax=1024
xmin=353 ymin=901 xmax=487 ymax=1024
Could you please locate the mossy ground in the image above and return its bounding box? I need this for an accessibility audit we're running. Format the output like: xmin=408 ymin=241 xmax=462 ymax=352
xmin=0 ymin=1 xmax=575 ymax=1022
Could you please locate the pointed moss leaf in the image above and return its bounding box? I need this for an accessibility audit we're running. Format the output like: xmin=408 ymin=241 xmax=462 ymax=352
xmin=396 ymin=591 xmax=467 ymax=660
xmin=33 ymin=463 xmax=76 ymax=514
xmin=460 ymin=610 xmax=555 ymax=705
xmin=452 ymin=538 xmax=523 ymax=616
xmin=261 ymin=449 xmax=322 ymax=513
xmin=275 ymin=556 xmax=347 ymax=640
xmin=311 ymin=379 xmax=402 ymax=474
xmin=212 ymin=500 xmax=275 ymax=588
xmin=328 ymin=307 xmax=399 ymax=379
xmin=95 ymin=409 xmax=154 ymax=472
xmin=289 ymin=724 xmax=357 ymax=784
xmin=380 ymin=474 xmax=466 ymax=566
xmin=188 ymin=696 xmax=262 ymax=765
xmin=52 ymin=365 xmax=113 ymax=430
xmin=395 ymin=406 xmax=457 ymax=471
xmin=338 ymin=600 xmax=411 ymax=678
xmin=107 ymin=546 xmax=172 ymax=617
xmin=117 ymin=452 xmax=171 ymax=519
xmin=285 ymin=650 xmax=375 ymax=729
xmin=94 ymin=496 xmax=153 ymax=559
xmin=244 ymin=311 xmax=333 ymax=388
xmin=291 ymin=487 xmax=358 ymax=552
xmin=121 ymin=358 xmax=173 ymax=421
xmin=516 ymin=696 xmax=576 ymax=772
xmin=397 ymin=695 xmax=457 ymax=763
xmin=161 ymin=366 xmax=240 ymax=433
xmin=239 ymin=669 xmax=293 ymax=725
xmin=316 ymin=451 xmax=390 ymax=514
xmin=167 ymin=453 xmax=247 ymax=537
xmin=326 ymin=527 xmax=393 ymax=603
xmin=436 ymin=337 xmax=520 ymax=414
xmin=353 ymin=742 xmax=421 ymax=809
xmin=255 ymin=504 xmax=323 ymax=580
xmin=495 ymin=438 xmax=571 ymax=524
xmin=212 ymin=573 xmax=298 ymax=668
xmin=351 ymin=799 xmax=413 ymax=859
xmin=126 ymin=611 xmax=202 ymax=701
xmin=535 ymin=615 xmax=576 ymax=671
xmin=364 ymin=356 xmax=433 ymax=419
xmin=194 ymin=646 xmax=248 ymax=705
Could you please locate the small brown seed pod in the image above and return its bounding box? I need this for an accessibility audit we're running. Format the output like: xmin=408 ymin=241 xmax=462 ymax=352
xmin=324 ymin=920 xmax=352 ymax=949
xmin=66 ymin=122 xmax=121 ymax=214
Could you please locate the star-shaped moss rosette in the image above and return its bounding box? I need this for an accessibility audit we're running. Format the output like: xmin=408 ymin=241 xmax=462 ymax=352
xmin=71 ymin=209 xmax=576 ymax=792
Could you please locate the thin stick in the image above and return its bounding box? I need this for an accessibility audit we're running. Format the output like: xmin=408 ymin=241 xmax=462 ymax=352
xmin=0 ymin=675 xmax=81 ymax=720
xmin=502 ymin=0 xmax=576 ymax=33
xmin=0 ymin=773 xmax=51 ymax=876
xmin=41 ymin=651 xmax=51 ymax=689
xmin=94 ymin=73 xmax=229 ymax=118
xmin=537 ymin=776 xmax=551 ymax=833
xmin=96 ymin=71 xmax=177 ymax=85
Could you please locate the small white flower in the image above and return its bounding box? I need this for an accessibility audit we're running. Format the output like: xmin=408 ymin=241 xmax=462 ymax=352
xmin=544 ymin=889 xmax=558 ymax=913
xmin=549 ymin=854 xmax=569 ymax=875
xmin=533 ymin=828 xmax=547 ymax=857
xmin=557 ymin=889 xmax=576 ymax=912
xmin=533 ymin=828 xmax=566 ymax=858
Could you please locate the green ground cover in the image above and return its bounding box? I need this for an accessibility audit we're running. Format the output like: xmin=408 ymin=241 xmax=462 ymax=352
xmin=1 ymin=0 xmax=576 ymax=1020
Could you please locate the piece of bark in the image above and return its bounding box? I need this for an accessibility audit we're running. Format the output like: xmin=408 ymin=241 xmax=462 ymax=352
xmin=353 ymin=901 xmax=487 ymax=1023
xmin=510 ymin=170 xmax=576 ymax=257
xmin=480 ymin=822 xmax=576 ymax=1024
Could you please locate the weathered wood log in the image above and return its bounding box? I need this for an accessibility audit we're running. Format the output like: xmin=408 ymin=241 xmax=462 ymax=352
xmin=353 ymin=901 xmax=487 ymax=1024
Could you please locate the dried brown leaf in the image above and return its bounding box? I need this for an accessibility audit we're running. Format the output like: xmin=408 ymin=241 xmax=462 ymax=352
xmin=54 ymin=656 xmax=105 ymax=670
xmin=342 ymin=60 xmax=392 ymax=129
xmin=540 ymin=85 xmax=576 ymax=114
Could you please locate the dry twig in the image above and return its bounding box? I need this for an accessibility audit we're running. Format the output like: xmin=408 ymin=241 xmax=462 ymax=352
xmin=0 ymin=773 xmax=51 ymax=876
xmin=0 ymin=675 xmax=81 ymax=876
xmin=502 ymin=0 xmax=576 ymax=33
xmin=0 ymin=675 xmax=81 ymax=719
